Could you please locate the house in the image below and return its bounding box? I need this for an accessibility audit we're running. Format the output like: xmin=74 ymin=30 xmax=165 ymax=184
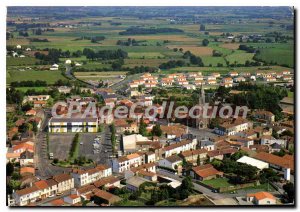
xmin=20 ymin=167 xmax=35 ymax=176
xmin=207 ymin=148 xmax=237 ymax=161
xmin=228 ymin=71 xmax=238 ymax=77
xmin=114 ymin=119 xmax=138 ymax=134
xmin=162 ymin=139 xmax=197 ymax=158
xmin=125 ymin=162 xmax=157 ymax=180
xmin=19 ymin=150 xmax=34 ymax=166
xmin=57 ymin=86 xmax=71 ymax=94
xmin=50 ymin=64 xmax=59 ymax=71
xmin=93 ymin=189 xmax=121 ymax=206
xmin=253 ymin=152 xmax=294 ymax=172
xmin=65 ymin=59 xmax=72 ymax=64
xmin=121 ymin=134 xmax=151 ymax=153
xmin=93 ymin=176 xmax=121 ymax=188
xmin=253 ymin=110 xmax=275 ymax=123
xmin=160 ymin=78 xmax=174 ymax=87
xmin=33 ymin=101 xmax=47 ymax=108
xmin=237 ymin=156 xmax=269 ymax=170
xmin=206 ymin=79 xmax=217 ymax=85
xmin=24 ymin=95 xmax=50 ymax=103
xmin=260 ymin=135 xmax=286 ymax=148
xmin=48 ymin=117 xmax=98 ymax=133
xmin=199 ymin=139 xmax=215 ymax=151
xmin=126 ymin=176 xmax=150 ymax=192
xmin=112 ymin=152 xmax=144 ymax=173
xmin=183 ymin=84 xmax=196 ymax=90
xmin=16 ymin=45 xmax=22 ymax=49
xmin=221 ymin=77 xmax=233 ymax=87
xmin=233 ymin=77 xmax=246 ymax=83
xmin=161 ymin=124 xmax=186 ymax=139
xmin=13 ymin=142 xmax=34 ymax=154
xmin=194 ymin=80 xmax=204 ymax=86
xmin=225 ymin=136 xmax=254 ymax=148
xmin=211 ymin=72 xmax=221 ymax=78
xmin=214 ymin=118 xmax=251 ymax=136
xmin=13 ymin=185 xmax=40 ymax=206
xmin=52 ymin=173 xmax=74 ymax=193
xmin=63 ymin=194 xmax=81 ymax=205
xmin=179 ymin=149 xmax=207 ymax=164
xmin=190 ymin=164 xmax=223 ymax=181
xmin=71 ymin=165 xmax=112 ymax=187
xmin=158 ymin=154 xmax=182 ymax=171
xmin=247 ymin=192 xmax=276 ymax=205
xmin=25 ymin=109 xmax=36 ymax=116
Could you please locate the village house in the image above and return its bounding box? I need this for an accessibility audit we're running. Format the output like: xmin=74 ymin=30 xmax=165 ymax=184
xmin=52 ymin=173 xmax=74 ymax=193
xmin=211 ymin=72 xmax=221 ymax=78
xmin=121 ymin=134 xmax=151 ymax=153
xmin=233 ymin=76 xmax=246 ymax=83
xmin=179 ymin=149 xmax=207 ymax=165
xmin=92 ymin=189 xmax=121 ymax=206
xmin=93 ymin=176 xmax=121 ymax=189
xmin=13 ymin=185 xmax=40 ymax=206
xmin=160 ymin=78 xmax=174 ymax=87
xmin=57 ymin=86 xmax=71 ymax=94
xmin=63 ymin=194 xmax=81 ymax=205
xmin=206 ymin=79 xmax=217 ymax=85
xmin=194 ymin=80 xmax=205 ymax=86
xmin=126 ymin=176 xmax=150 ymax=192
xmin=190 ymin=164 xmax=223 ymax=181
xmin=214 ymin=118 xmax=251 ymax=136
xmin=162 ymin=139 xmax=197 ymax=158
xmin=50 ymin=64 xmax=59 ymax=71
xmin=199 ymin=139 xmax=215 ymax=151
xmin=252 ymin=110 xmax=275 ymax=123
xmin=19 ymin=150 xmax=34 ymax=166
xmin=247 ymin=191 xmax=276 ymax=205
xmin=13 ymin=142 xmax=34 ymax=154
xmin=160 ymin=124 xmax=187 ymax=139
xmin=112 ymin=152 xmax=145 ymax=173
xmin=253 ymin=152 xmax=294 ymax=172
xmin=228 ymin=71 xmax=238 ymax=77
xmin=114 ymin=119 xmax=139 ymax=134
xmin=158 ymin=154 xmax=182 ymax=172
xmin=71 ymin=165 xmax=112 ymax=187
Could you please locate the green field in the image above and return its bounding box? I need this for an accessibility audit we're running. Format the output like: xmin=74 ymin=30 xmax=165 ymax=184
xmin=202 ymin=178 xmax=233 ymax=189
xmin=15 ymin=87 xmax=48 ymax=92
xmin=7 ymin=70 xmax=66 ymax=85
xmin=255 ymin=48 xmax=294 ymax=67
xmin=7 ymin=57 xmax=39 ymax=66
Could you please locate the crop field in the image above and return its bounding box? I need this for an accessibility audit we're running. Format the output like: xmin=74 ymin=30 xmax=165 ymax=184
xmin=7 ymin=57 xmax=39 ymax=66
xmin=7 ymin=70 xmax=66 ymax=85
xmin=6 ymin=7 xmax=294 ymax=88
xmin=166 ymin=45 xmax=214 ymax=56
xmin=255 ymin=48 xmax=294 ymax=67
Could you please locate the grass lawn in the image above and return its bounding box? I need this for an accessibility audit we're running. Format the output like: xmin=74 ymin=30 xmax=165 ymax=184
xmin=288 ymin=91 xmax=294 ymax=98
xmin=202 ymin=178 xmax=233 ymax=189
xmin=7 ymin=57 xmax=39 ymax=66
xmin=15 ymin=87 xmax=48 ymax=92
xmin=7 ymin=70 xmax=67 ymax=85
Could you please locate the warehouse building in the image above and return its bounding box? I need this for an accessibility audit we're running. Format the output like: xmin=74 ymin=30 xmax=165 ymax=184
xmin=48 ymin=117 xmax=98 ymax=133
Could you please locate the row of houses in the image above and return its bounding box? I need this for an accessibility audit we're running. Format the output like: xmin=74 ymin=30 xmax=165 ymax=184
xmin=12 ymin=165 xmax=112 ymax=206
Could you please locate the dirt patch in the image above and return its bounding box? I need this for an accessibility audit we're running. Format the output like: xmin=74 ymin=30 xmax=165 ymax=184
xmin=166 ymin=45 xmax=213 ymax=56
xmin=220 ymin=43 xmax=240 ymax=50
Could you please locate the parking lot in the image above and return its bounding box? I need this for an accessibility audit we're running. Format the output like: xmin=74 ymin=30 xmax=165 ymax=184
xmin=49 ymin=132 xmax=113 ymax=165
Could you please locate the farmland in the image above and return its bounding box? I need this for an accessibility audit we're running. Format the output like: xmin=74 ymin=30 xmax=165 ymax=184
xmin=6 ymin=7 xmax=294 ymax=87
xmin=7 ymin=70 xmax=66 ymax=85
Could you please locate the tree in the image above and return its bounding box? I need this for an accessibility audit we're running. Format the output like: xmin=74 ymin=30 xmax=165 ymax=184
xmin=151 ymin=124 xmax=162 ymax=137
xmin=259 ymin=168 xmax=280 ymax=184
xmin=231 ymin=150 xmax=248 ymax=161
xmin=139 ymin=118 xmax=147 ymax=136
xmin=6 ymin=162 xmax=14 ymax=176
xmin=196 ymin=155 xmax=201 ymax=166
xmin=200 ymin=24 xmax=205 ymax=31
xmin=202 ymin=39 xmax=209 ymax=46
xmin=283 ymin=182 xmax=295 ymax=203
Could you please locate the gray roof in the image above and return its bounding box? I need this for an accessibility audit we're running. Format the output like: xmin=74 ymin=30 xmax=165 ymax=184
xmin=199 ymin=139 xmax=214 ymax=147
xmin=165 ymin=155 xmax=182 ymax=163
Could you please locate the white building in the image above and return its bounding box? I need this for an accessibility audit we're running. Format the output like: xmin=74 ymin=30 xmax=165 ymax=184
xmin=112 ymin=152 xmax=144 ymax=173
xmin=237 ymin=156 xmax=269 ymax=170
xmin=71 ymin=165 xmax=112 ymax=187
xmin=163 ymin=139 xmax=197 ymax=158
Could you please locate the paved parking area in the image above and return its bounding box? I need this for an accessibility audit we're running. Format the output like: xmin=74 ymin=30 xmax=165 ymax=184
xmin=49 ymin=132 xmax=112 ymax=164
